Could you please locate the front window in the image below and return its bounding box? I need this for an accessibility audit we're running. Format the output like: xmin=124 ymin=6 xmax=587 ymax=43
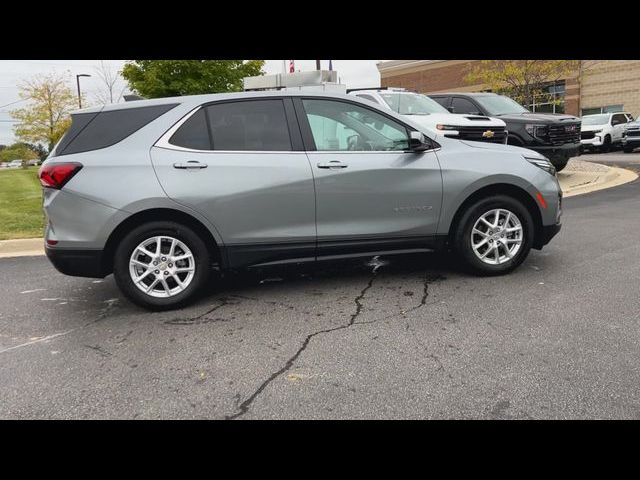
xmin=302 ymin=99 xmax=409 ymax=151
xmin=581 ymin=114 xmax=609 ymax=126
xmin=474 ymin=95 xmax=529 ymax=115
xmin=378 ymin=93 xmax=449 ymax=115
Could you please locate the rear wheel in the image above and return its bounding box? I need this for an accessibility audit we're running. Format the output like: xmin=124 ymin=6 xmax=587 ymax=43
xmin=113 ymin=221 xmax=210 ymax=310
xmin=453 ymin=195 xmax=534 ymax=275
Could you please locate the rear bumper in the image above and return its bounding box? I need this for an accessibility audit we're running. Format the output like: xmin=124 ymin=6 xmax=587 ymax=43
xmin=45 ymin=246 xmax=106 ymax=278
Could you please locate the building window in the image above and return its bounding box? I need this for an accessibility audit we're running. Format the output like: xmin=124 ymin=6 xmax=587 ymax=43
xmin=581 ymin=105 xmax=624 ymax=116
xmin=526 ymin=81 xmax=566 ymax=114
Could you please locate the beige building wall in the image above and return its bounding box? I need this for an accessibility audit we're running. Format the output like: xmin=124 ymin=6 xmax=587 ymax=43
xmin=378 ymin=60 xmax=640 ymax=117
xmin=580 ymin=61 xmax=640 ymax=116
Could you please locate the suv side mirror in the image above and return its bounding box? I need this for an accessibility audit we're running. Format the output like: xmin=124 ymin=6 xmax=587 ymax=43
xmin=408 ymin=131 xmax=432 ymax=152
xmin=447 ymin=106 xmax=455 ymax=113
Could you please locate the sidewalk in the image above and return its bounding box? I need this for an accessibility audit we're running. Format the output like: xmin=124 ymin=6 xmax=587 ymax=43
xmin=1 ymin=160 xmax=637 ymax=259
xmin=558 ymin=159 xmax=638 ymax=197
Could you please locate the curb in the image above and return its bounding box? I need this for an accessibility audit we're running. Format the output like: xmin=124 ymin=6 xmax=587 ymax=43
xmin=0 ymin=238 xmax=44 ymax=259
xmin=560 ymin=165 xmax=638 ymax=198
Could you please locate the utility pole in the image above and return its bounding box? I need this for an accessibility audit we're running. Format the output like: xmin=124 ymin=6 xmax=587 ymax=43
xmin=76 ymin=74 xmax=91 ymax=109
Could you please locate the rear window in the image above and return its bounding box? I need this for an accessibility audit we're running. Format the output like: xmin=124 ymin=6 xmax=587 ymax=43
xmin=56 ymin=103 xmax=178 ymax=156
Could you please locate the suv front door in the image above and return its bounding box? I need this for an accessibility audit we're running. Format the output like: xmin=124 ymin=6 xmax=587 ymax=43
xmin=295 ymin=97 xmax=442 ymax=257
xmin=151 ymin=98 xmax=316 ymax=268
xmin=611 ymin=113 xmax=629 ymax=142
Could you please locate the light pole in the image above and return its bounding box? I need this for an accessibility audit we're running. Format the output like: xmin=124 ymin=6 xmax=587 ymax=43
xmin=76 ymin=74 xmax=91 ymax=109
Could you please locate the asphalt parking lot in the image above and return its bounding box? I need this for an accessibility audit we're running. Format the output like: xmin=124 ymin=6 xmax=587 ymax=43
xmin=1 ymin=151 xmax=640 ymax=419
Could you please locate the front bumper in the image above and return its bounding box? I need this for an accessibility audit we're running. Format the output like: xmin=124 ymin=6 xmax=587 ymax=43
xmin=622 ymin=135 xmax=640 ymax=147
xmin=536 ymin=223 xmax=561 ymax=248
xmin=530 ymin=143 xmax=580 ymax=165
xmin=45 ymin=246 xmax=106 ymax=278
xmin=581 ymin=135 xmax=604 ymax=147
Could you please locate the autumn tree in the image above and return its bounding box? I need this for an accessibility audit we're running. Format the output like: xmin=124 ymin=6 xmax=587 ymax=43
xmin=465 ymin=60 xmax=581 ymax=108
xmin=11 ymin=73 xmax=78 ymax=152
xmin=121 ymin=60 xmax=265 ymax=98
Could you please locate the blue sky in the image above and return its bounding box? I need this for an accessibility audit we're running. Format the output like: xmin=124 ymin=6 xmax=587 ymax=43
xmin=0 ymin=60 xmax=381 ymax=145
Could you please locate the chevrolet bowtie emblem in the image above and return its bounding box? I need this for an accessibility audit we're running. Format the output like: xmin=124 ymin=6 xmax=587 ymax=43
xmin=482 ymin=130 xmax=495 ymax=138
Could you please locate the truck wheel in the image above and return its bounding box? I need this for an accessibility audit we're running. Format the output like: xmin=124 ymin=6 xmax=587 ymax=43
xmin=600 ymin=135 xmax=612 ymax=153
xmin=453 ymin=195 xmax=534 ymax=276
xmin=113 ymin=221 xmax=210 ymax=310
xmin=623 ymin=146 xmax=635 ymax=153
xmin=554 ymin=159 xmax=568 ymax=172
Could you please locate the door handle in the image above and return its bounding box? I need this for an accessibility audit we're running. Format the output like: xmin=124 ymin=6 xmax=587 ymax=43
xmin=173 ymin=161 xmax=208 ymax=169
xmin=317 ymin=160 xmax=348 ymax=169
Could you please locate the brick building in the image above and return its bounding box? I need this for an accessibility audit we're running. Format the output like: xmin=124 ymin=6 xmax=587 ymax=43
xmin=378 ymin=60 xmax=640 ymax=117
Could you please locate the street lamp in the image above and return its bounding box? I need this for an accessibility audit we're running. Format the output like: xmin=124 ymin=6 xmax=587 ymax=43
xmin=76 ymin=74 xmax=91 ymax=109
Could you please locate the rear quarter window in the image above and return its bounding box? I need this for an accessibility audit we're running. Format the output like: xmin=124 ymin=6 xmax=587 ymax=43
xmin=57 ymin=103 xmax=178 ymax=156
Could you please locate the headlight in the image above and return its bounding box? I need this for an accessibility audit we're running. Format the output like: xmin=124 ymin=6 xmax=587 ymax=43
xmin=591 ymin=129 xmax=602 ymax=134
xmin=436 ymin=124 xmax=459 ymax=133
xmin=525 ymin=124 xmax=548 ymax=138
xmin=524 ymin=155 xmax=556 ymax=176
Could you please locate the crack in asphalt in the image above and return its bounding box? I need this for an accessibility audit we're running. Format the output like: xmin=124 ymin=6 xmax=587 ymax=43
xmin=164 ymin=297 xmax=234 ymax=325
xmin=225 ymin=270 xmax=443 ymax=420
xmin=225 ymin=275 xmax=377 ymax=420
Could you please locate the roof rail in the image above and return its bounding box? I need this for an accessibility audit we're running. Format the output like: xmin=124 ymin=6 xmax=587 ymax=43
xmin=346 ymin=86 xmax=388 ymax=93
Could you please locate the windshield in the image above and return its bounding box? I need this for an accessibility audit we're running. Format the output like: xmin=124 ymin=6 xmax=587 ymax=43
xmin=582 ymin=114 xmax=609 ymax=126
xmin=474 ymin=95 xmax=529 ymax=115
xmin=379 ymin=92 xmax=448 ymax=115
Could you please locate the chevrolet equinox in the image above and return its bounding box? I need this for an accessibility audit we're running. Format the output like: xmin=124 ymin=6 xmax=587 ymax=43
xmin=39 ymin=91 xmax=562 ymax=310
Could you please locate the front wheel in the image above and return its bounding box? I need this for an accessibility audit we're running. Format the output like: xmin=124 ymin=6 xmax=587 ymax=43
xmin=623 ymin=145 xmax=635 ymax=153
xmin=453 ymin=196 xmax=534 ymax=275
xmin=113 ymin=221 xmax=211 ymax=310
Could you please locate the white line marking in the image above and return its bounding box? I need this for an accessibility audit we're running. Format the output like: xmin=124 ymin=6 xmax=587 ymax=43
xmin=20 ymin=288 xmax=46 ymax=294
xmin=0 ymin=330 xmax=73 ymax=355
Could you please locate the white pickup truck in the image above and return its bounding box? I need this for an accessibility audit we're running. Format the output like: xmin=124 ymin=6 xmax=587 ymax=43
xmin=348 ymin=88 xmax=507 ymax=144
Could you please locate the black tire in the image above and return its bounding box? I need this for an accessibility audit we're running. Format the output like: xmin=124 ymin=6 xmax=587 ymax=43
xmin=453 ymin=195 xmax=534 ymax=276
xmin=113 ymin=221 xmax=211 ymax=310
xmin=600 ymin=135 xmax=612 ymax=153
xmin=554 ymin=158 xmax=569 ymax=172
xmin=623 ymin=146 xmax=635 ymax=153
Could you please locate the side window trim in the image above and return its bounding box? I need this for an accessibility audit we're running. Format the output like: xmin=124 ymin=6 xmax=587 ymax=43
xmin=291 ymin=96 xmax=437 ymax=153
xmin=157 ymin=97 xmax=301 ymax=153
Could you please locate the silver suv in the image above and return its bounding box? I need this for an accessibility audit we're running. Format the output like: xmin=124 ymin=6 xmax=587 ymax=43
xmin=39 ymin=91 xmax=562 ymax=310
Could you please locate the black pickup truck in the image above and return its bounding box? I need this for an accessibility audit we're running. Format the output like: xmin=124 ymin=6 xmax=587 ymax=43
xmin=430 ymin=92 xmax=581 ymax=172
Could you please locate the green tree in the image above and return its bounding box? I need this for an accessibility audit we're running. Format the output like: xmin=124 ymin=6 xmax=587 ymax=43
xmin=465 ymin=60 xmax=581 ymax=108
xmin=0 ymin=142 xmax=39 ymax=165
xmin=11 ymin=73 xmax=78 ymax=152
xmin=121 ymin=60 xmax=265 ymax=98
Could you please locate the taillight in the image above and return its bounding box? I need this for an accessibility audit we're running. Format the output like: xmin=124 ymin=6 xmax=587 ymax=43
xmin=38 ymin=162 xmax=83 ymax=189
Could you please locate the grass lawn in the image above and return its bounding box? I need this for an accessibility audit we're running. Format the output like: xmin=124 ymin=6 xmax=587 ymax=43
xmin=0 ymin=167 xmax=44 ymax=240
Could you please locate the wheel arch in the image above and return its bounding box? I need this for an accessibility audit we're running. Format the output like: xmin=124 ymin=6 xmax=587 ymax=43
xmin=101 ymin=208 xmax=225 ymax=275
xmin=446 ymin=183 xmax=544 ymax=249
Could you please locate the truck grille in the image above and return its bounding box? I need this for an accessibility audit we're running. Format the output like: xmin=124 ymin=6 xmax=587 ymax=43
xmin=548 ymin=123 xmax=581 ymax=145
xmin=581 ymin=131 xmax=596 ymax=140
xmin=626 ymin=129 xmax=640 ymax=138
xmin=450 ymin=126 xmax=507 ymax=144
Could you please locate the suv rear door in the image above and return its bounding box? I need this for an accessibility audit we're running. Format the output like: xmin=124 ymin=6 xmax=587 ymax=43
xmin=294 ymin=97 xmax=442 ymax=257
xmin=151 ymin=97 xmax=316 ymax=267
